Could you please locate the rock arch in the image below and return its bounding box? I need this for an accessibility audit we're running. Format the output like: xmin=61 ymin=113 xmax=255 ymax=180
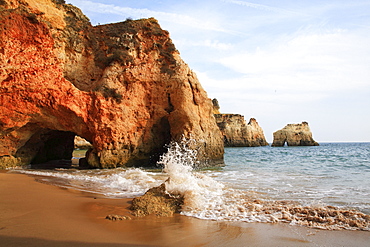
xmin=272 ymin=122 xmax=319 ymax=147
xmin=0 ymin=0 xmax=224 ymax=169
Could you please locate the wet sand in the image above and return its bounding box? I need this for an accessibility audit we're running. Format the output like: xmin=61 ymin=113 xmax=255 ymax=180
xmin=1 ymin=172 xmax=369 ymax=247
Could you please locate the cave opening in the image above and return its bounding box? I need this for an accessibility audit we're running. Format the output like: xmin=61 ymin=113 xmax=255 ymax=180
xmin=16 ymin=129 xmax=92 ymax=169
xmin=280 ymin=138 xmax=288 ymax=147
xmin=148 ymin=116 xmax=172 ymax=167
xmin=72 ymin=135 xmax=93 ymax=167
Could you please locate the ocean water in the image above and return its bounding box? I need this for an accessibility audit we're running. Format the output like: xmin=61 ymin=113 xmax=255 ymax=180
xmin=211 ymin=143 xmax=370 ymax=214
xmin=15 ymin=142 xmax=370 ymax=230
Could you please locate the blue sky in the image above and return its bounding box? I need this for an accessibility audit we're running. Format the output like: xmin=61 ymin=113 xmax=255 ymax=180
xmin=66 ymin=0 xmax=370 ymax=142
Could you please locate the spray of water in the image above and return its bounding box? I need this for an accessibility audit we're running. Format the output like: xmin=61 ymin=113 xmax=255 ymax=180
xmin=158 ymin=138 xmax=225 ymax=212
xmin=16 ymin=138 xmax=370 ymax=230
xmin=158 ymin=138 xmax=370 ymax=231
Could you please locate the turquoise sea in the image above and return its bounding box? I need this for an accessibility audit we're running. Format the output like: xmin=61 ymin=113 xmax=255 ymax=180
xmin=16 ymin=142 xmax=370 ymax=230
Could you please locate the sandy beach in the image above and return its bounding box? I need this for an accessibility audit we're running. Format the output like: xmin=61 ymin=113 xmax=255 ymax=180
xmin=0 ymin=171 xmax=369 ymax=247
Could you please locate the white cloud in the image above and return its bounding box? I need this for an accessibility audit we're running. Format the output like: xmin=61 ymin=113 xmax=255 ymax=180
xmin=196 ymin=26 xmax=370 ymax=137
xmin=217 ymin=29 xmax=370 ymax=93
xmin=67 ymin=0 xmax=229 ymax=32
xmin=173 ymin=39 xmax=233 ymax=51
xmin=197 ymin=71 xmax=328 ymax=104
xmin=222 ymin=0 xmax=304 ymax=16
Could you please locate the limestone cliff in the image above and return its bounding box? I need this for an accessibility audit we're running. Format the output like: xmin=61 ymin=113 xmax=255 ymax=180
xmin=272 ymin=122 xmax=319 ymax=147
xmin=0 ymin=0 xmax=224 ymax=169
xmin=214 ymin=114 xmax=268 ymax=147
xmin=212 ymin=99 xmax=268 ymax=147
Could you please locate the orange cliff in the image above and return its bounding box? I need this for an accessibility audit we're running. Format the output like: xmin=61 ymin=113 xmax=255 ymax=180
xmin=0 ymin=0 xmax=224 ymax=169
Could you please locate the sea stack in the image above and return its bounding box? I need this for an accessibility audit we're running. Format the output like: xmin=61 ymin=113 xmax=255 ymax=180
xmin=214 ymin=115 xmax=269 ymax=147
xmin=212 ymin=99 xmax=268 ymax=147
xmin=272 ymin=122 xmax=319 ymax=147
xmin=0 ymin=0 xmax=224 ymax=169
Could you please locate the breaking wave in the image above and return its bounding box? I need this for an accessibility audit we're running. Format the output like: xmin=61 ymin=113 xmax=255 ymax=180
xmin=160 ymin=139 xmax=370 ymax=231
xmin=15 ymin=140 xmax=370 ymax=231
xmin=18 ymin=168 xmax=165 ymax=198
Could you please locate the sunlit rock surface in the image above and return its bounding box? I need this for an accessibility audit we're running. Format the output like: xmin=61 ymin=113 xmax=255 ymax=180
xmin=0 ymin=0 xmax=224 ymax=168
xmin=272 ymin=122 xmax=319 ymax=147
xmin=130 ymin=183 xmax=184 ymax=217
xmin=215 ymin=115 xmax=269 ymax=147
xmin=212 ymin=99 xmax=268 ymax=147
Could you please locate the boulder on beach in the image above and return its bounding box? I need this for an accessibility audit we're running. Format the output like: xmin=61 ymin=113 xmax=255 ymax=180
xmin=272 ymin=122 xmax=319 ymax=147
xmin=0 ymin=0 xmax=224 ymax=169
xmin=130 ymin=184 xmax=184 ymax=217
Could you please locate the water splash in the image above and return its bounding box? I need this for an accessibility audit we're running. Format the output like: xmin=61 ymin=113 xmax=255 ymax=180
xmin=14 ymin=140 xmax=370 ymax=231
xmin=159 ymin=139 xmax=370 ymax=231
xmin=158 ymin=138 xmax=225 ymax=212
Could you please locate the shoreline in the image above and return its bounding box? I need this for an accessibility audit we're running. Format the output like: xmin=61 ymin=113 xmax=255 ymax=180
xmin=1 ymin=172 xmax=369 ymax=246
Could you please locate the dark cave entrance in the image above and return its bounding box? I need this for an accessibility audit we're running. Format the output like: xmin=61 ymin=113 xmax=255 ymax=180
xmin=147 ymin=116 xmax=172 ymax=167
xmin=17 ymin=129 xmax=92 ymax=169
xmin=31 ymin=130 xmax=75 ymax=166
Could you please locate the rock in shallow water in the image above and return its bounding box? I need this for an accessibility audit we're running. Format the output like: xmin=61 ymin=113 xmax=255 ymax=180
xmin=130 ymin=183 xmax=184 ymax=217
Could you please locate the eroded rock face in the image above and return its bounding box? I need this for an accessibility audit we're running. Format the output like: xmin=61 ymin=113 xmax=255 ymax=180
xmin=272 ymin=122 xmax=319 ymax=147
xmin=215 ymin=114 xmax=269 ymax=147
xmin=0 ymin=0 xmax=224 ymax=169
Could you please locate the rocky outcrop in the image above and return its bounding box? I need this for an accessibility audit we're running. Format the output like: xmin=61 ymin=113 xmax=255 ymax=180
xmin=130 ymin=183 xmax=183 ymax=217
xmin=214 ymin=114 xmax=269 ymax=147
xmin=74 ymin=136 xmax=92 ymax=150
xmin=272 ymin=122 xmax=319 ymax=147
xmin=0 ymin=0 xmax=224 ymax=169
xmin=212 ymin=99 xmax=268 ymax=147
xmin=212 ymin=98 xmax=220 ymax=114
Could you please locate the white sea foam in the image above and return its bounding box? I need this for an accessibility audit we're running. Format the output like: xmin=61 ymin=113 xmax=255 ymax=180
xmin=159 ymin=139 xmax=270 ymax=222
xmin=158 ymin=139 xmax=225 ymax=212
xmin=158 ymin=139 xmax=370 ymax=231
xmin=15 ymin=141 xmax=370 ymax=231
xmin=18 ymin=168 xmax=165 ymax=198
